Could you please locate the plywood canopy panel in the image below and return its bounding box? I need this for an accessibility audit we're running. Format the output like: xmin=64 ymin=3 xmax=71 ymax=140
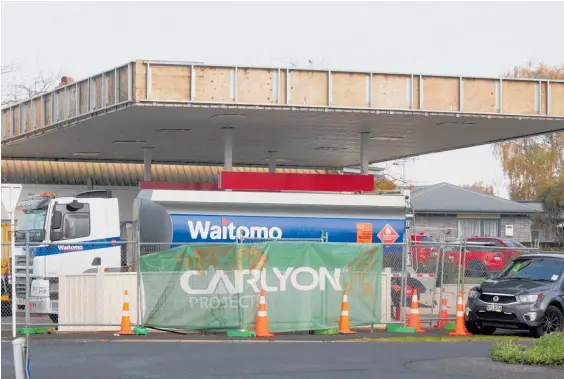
xmin=423 ymin=77 xmax=459 ymax=111
xmin=462 ymin=79 xmax=497 ymax=113
xmin=371 ymin=75 xmax=410 ymax=109
xmin=236 ymin=68 xmax=276 ymax=104
xmin=502 ymin=80 xmax=537 ymax=115
xmin=195 ymin=67 xmax=232 ymax=102
xmin=290 ymin=70 xmax=328 ymax=106
xmin=331 ymin=72 xmax=367 ymax=107
xmin=150 ymin=65 xmax=191 ymax=101
xmin=551 ymin=82 xmax=564 ymax=116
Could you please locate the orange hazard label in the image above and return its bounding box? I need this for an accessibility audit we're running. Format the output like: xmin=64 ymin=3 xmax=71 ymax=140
xmin=356 ymin=223 xmax=373 ymax=243
xmin=377 ymin=224 xmax=400 ymax=245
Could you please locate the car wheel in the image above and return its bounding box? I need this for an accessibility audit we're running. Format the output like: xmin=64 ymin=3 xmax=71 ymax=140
xmin=465 ymin=321 xmax=496 ymax=335
xmin=530 ymin=305 xmax=564 ymax=338
xmin=466 ymin=260 xmax=485 ymax=278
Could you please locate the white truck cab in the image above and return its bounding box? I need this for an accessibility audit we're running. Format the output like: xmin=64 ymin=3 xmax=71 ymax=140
xmin=23 ymin=190 xmax=122 ymax=323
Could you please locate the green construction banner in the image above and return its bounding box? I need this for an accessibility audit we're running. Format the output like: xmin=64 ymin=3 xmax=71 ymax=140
xmin=139 ymin=242 xmax=383 ymax=332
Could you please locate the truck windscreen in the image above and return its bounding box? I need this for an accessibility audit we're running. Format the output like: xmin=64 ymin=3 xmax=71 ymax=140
xmin=15 ymin=207 xmax=47 ymax=242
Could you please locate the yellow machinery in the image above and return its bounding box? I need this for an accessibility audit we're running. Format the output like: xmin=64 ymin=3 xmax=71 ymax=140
xmin=1 ymin=222 xmax=11 ymax=314
xmin=1 ymin=222 xmax=9 ymax=275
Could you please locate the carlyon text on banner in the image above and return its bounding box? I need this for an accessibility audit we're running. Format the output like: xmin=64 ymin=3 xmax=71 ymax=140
xmin=180 ymin=267 xmax=343 ymax=296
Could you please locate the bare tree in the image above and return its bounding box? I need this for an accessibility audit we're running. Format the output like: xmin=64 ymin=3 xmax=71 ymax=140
xmin=1 ymin=61 xmax=59 ymax=107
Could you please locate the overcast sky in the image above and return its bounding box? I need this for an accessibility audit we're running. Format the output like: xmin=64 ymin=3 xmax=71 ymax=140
xmin=2 ymin=1 xmax=564 ymax=198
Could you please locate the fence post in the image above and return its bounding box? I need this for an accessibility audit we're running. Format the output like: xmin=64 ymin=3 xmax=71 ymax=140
xmin=399 ymin=242 xmax=407 ymax=325
xmin=25 ymin=232 xmax=30 ymax=328
xmin=456 ymin=241 xmax=465 ymax=298
xmin=236 ymin=242 xmax=244 ymax=331
xmin=136 ymin=239 xmax=142 ymax=327
xmin=461 ymin=239 xmax=468 ymax=288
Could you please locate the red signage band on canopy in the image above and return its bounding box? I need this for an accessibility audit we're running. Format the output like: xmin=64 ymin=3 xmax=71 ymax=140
xmin=219 ymin=172 xmax=374 ymax=192
xmin=139 ymin=181 xmax=219 ymax=191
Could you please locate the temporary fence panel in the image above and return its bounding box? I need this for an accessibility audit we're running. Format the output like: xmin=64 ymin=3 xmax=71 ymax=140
xmin=57 ymin=270 xmax=139 ymax=332
xmin=140 ymin=242 xmax=383 ymax=332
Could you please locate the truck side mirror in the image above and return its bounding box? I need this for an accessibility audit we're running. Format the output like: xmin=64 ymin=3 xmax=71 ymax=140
xmin=51 ymin=210 xmax=63 ymax=230
xmin=484 ymin=272 xmax=495 ymax=280
xmin=50 ymin=210 xmax=63 ymax=241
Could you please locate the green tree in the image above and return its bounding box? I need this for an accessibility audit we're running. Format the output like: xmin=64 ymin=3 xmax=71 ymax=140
xmin=537 ymin=178 xmax=564 ymax=245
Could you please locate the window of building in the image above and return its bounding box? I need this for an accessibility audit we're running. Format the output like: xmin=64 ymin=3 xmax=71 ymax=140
xmin=53 ymin=203 xmax=91 ymax=240
xmin=457 ymin=219 xmax=500 ymax=239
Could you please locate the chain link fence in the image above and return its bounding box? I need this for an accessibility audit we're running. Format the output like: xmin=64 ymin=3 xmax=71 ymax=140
xmin=2 ymin=236 xmax=539 ymax=333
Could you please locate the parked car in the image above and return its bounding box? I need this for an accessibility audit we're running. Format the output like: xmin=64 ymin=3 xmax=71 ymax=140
xmin=465 ymin=253 xmax=564 ymax=337
xmin=444 ymin=237 xmax=525 ymax=277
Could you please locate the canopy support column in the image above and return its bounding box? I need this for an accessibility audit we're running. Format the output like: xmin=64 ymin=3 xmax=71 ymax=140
xmin=360 ymin=132 xmax=369 ymax=174
xmin=268 ymin=151 xmax=277 ymax=173
xmin=223 ymin=127 xmax=233 ymax=171
xmin=143 ymin=147 xmax=152 ymax=181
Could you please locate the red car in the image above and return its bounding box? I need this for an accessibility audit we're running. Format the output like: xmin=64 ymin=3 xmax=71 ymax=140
xmin=445 ymin=237 xmax=526 ymax=277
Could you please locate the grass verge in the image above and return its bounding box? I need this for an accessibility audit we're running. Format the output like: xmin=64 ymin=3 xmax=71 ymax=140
xmin=343 ymin=335 xmax=533 ymax=343
xmin=489 ymin=332 xmax=564 ymax=369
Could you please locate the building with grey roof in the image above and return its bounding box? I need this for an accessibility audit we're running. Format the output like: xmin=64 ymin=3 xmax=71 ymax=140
xmin=410 ymin=182 xmax=540 ymax=243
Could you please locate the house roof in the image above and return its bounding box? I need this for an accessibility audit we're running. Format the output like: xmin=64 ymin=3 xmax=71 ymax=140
xmin=516 ymin=200 xmax=564 ymax=219
xmin=411 ymin=182 xmax=541 ymax=215
xmin=515 ymin=200 xmax=544 ymax=212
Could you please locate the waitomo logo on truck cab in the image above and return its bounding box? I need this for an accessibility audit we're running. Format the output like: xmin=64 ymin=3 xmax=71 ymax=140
xmin=57 ymin=245 xmax=84 ymax=252
xmin=180 ymin=267 xmax=342 ymax=295
xmin=188 ymin=217 xmax=283 ymax=240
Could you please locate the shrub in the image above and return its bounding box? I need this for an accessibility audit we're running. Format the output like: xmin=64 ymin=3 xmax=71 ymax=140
xmin=489 ymin=332 xmax=564 ymax=368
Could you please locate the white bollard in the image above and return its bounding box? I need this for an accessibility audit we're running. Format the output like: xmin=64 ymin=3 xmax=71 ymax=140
xmin=12 ymin=337 xmax=26 ymax=379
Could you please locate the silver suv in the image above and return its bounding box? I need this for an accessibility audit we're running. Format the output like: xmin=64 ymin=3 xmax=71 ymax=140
xmin=465 ymin=254 xmax=564 ymax=338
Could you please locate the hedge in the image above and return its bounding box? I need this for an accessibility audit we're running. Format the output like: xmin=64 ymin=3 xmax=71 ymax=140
xmin=489 ymin=332 xmax=564 ymax=368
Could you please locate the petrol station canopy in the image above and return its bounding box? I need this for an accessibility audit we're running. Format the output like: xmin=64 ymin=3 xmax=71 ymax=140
xmin=2 ymin=60 xmax=564 ymax=169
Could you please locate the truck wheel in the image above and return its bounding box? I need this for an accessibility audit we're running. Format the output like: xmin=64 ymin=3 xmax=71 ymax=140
xmin=466 ymin=260 xmax=485 ymax=278
xmin=48 ymin=314 xmax=58 ymax=324
xmin=530 ymin=305 xmax=564 ymax=338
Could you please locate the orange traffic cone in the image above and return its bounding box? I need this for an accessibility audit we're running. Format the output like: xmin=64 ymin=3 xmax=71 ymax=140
xmin=118 ymin=289 xmax=134 ymax=335
xmin=338 ymin=290 xmax=356 ymax=334
xmin=449 ymin=291 xmax=471 ymax=336
xmin=255 ymin=289 xmax=274 ymax=338
xmin=407 ymin=288 xmax=425 ymax=333
xmin=434 ymin=288 xmax=449 ymax=328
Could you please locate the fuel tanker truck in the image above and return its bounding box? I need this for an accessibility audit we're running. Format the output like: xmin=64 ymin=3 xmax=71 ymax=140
xmin=21 ymin=186 xmax=430 ymax=323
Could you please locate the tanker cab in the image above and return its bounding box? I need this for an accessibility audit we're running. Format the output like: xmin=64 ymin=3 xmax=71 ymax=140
xmin=36 ymin=194 xmax=122 ymax=278
xmin=30 ymin=192 xmax=121 ymax=320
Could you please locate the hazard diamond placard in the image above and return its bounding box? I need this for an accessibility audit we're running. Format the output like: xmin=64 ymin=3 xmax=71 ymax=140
xmin=377 ymin=224 xmax=400 ymax=244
